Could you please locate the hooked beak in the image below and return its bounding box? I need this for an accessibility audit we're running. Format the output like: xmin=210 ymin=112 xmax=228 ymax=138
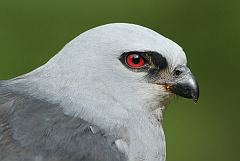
xmin=165 ymin=65 xmax=199 ymax=103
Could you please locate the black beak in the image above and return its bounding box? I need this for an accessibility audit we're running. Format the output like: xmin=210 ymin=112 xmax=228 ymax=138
xmin=166 ymin=65 xmax=199 ymax=103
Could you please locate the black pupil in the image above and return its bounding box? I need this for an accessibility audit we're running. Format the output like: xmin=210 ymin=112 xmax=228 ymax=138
xmin=132 ymin=54 xmax=140 ymax=64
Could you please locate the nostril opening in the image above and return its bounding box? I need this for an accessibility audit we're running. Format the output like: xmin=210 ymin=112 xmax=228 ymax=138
xmin=174 ymin=69 xmax=182 ymax=76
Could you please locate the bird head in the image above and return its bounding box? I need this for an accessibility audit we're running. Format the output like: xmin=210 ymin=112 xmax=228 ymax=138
xmin=25 ymin=23 xmax=199 ymax=119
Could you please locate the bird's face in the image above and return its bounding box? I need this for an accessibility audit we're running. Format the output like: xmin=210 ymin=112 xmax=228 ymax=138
xmin=119 ymin=51 xmax=199 ymax=103
xmin=41 ymin=23 xmax=199 ymax=114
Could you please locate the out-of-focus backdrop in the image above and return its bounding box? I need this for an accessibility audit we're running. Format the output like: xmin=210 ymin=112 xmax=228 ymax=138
xmin=0 ymin=0 xmax=239 ymax=161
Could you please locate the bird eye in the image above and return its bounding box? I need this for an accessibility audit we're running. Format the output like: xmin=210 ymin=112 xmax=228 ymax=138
xmin=126 ymin=54 xmax=145 ymax=68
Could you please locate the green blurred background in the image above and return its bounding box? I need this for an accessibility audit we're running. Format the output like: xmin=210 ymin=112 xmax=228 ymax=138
xmin=0 ymin=0 xmax=239 ymax=161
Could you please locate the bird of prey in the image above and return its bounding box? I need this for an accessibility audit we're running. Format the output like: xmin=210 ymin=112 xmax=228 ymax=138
xmin=0 ymin=23 xmax=199 ymax=161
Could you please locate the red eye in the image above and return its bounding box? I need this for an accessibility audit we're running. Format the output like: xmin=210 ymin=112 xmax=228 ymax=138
xmin=126 ymin=54 xmax=145 ymax=68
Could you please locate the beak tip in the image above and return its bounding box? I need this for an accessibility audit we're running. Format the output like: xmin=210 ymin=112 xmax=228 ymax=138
xmin=192 ymin=83 xmax=199 ymax=103
xmin=191 ymin=87 xmax=199 ymax=103
xmin=193 ymin=97 xmax=198 ymax=103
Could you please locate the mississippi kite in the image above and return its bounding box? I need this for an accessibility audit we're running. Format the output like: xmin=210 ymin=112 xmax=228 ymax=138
xmin=0 ymin=23 xmax=199 ymax=161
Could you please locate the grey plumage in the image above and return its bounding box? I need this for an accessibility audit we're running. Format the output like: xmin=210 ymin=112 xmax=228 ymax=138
xmin=0 ymin=81 xmax=126 ymax=161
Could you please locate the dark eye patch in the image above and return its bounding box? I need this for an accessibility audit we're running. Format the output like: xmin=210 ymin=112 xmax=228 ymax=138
xmin=148 ymin=52 xmax=168 ymax=69
xmin=141 ymin=52 xmax=168 ymax=70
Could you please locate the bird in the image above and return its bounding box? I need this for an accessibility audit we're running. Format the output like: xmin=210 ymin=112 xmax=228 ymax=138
xmin=0 ymin=23 xmax=199 ymax=161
